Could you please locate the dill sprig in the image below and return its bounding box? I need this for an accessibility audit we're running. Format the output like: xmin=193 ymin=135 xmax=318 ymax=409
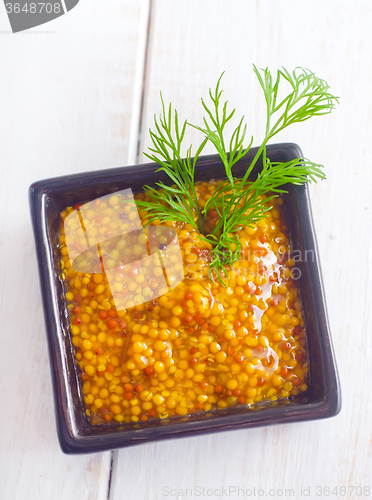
xmin=136 ymin=66 xmax=339 ymax=284
xmin=190 ymin=71 xmax=253 ymax=189
xmin=136 ymin=94 xmax=207 ymax=233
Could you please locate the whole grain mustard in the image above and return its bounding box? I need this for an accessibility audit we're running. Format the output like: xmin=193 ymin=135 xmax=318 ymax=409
xmin=59 ymin=180 xmax=309 ymax=425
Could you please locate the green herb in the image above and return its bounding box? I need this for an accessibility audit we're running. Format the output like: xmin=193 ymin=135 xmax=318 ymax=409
xmin=138 ymin=94 xmax=207 ymax=233
xmin=136 ymin=66 xmax=339 ymax=284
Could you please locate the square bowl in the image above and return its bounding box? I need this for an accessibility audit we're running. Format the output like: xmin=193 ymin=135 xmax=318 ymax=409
xmin=29 ymin=143 xmax=341 ymax=454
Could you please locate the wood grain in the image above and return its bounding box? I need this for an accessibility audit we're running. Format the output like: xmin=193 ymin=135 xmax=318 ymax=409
xmin=0 ymin=1 xmax=143 ymax=498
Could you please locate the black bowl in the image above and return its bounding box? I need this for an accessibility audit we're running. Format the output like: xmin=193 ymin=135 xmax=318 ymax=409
xmin=29 ymin=143 xmax=341 ymax=454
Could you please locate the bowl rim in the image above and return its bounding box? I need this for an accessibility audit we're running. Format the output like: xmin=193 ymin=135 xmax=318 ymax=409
xmin=29 ymin=142 xmax=341 ymax=454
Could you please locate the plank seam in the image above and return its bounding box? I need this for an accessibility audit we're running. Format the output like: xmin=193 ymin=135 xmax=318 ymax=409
xmin=127 ymin=0 xmax=153 ymax=166
xmin=107 ymin=451 xmax=115 ymax=500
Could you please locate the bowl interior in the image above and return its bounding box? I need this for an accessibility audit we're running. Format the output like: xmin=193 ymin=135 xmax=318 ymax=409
xmin=30 ymin=143 xmax=340 ymax=452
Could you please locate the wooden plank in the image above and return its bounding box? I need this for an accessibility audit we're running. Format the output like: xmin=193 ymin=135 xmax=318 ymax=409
xmin=111 ymin=0 xmax=372 ymax=498
xmin=0 ymin=1 xmax=144 ymax=499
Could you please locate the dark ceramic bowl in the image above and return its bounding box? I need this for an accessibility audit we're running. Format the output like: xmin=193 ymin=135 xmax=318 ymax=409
xmin=29 ymin=143 xmax=341 ymax=454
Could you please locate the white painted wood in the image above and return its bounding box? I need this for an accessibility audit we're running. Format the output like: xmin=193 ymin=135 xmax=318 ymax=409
xmin=0 ymin=1 xmax=144 ymax=499
xmin=2 ymin=0 xmax=371 ymax=498
xmin=111 ymin=1 xmax=372 ymax=499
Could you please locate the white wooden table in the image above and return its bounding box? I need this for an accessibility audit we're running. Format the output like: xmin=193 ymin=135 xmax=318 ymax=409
xmin=1 ymin=1 xmax=371 ymax=499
